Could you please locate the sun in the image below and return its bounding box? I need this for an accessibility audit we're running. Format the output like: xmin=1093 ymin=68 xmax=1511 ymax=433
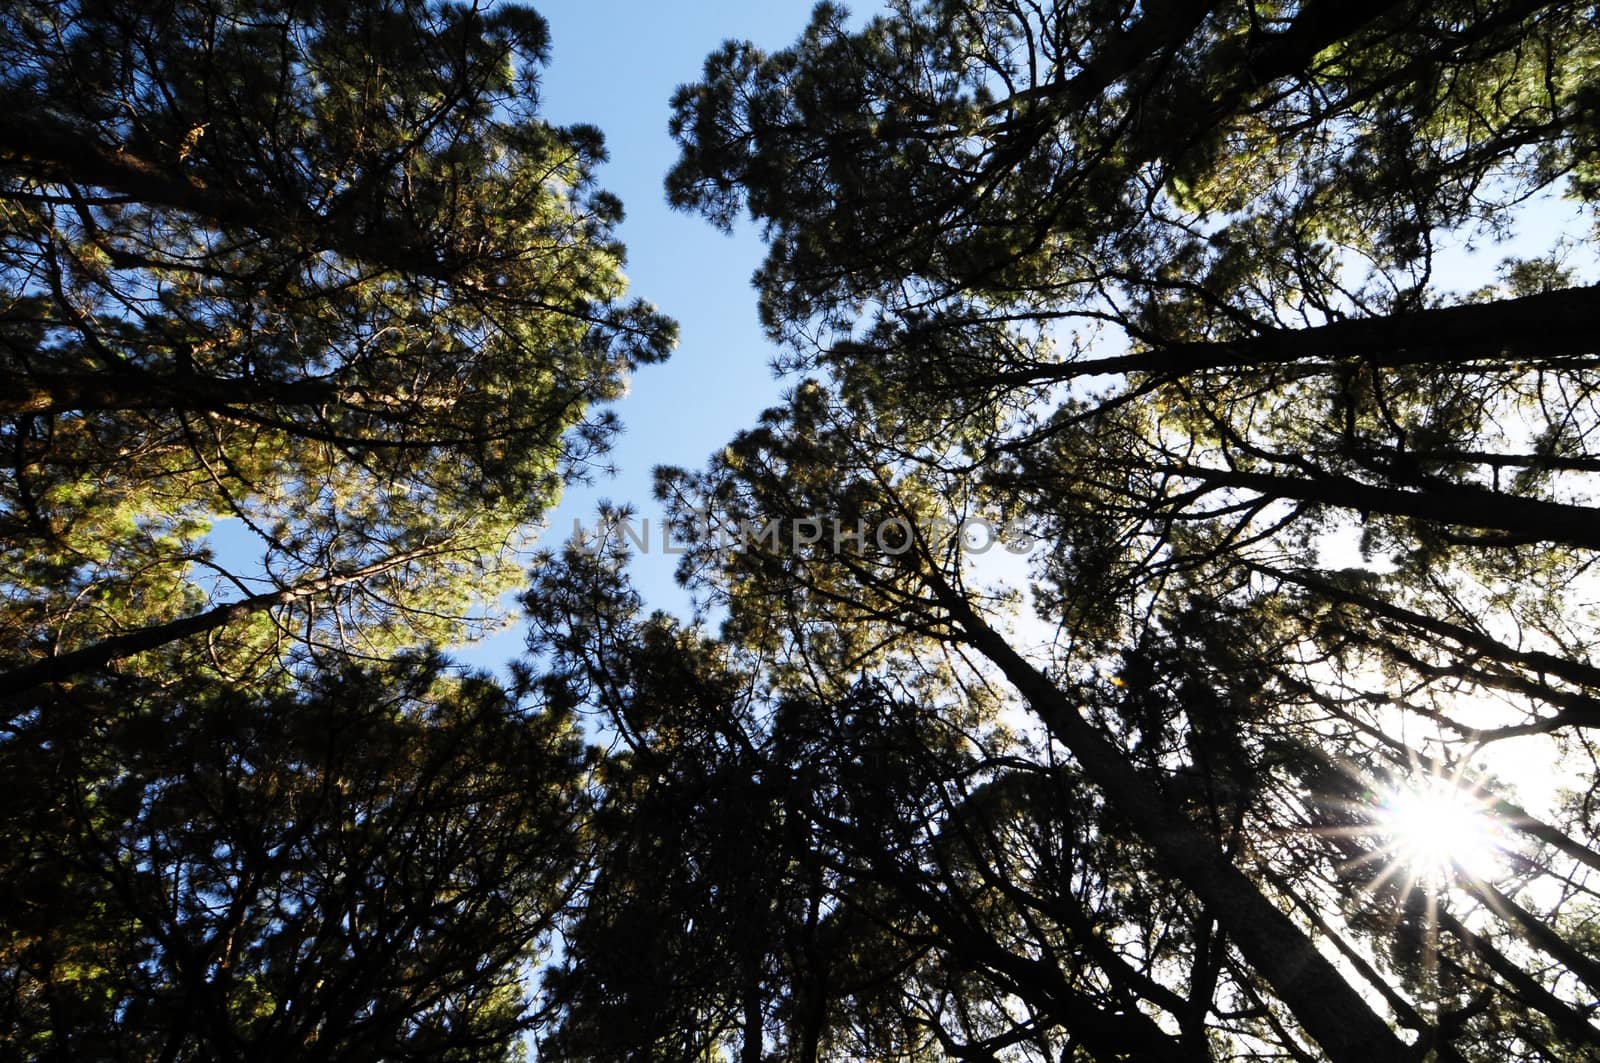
xmin=1374 ymin=775 xmax=1506 ymax=885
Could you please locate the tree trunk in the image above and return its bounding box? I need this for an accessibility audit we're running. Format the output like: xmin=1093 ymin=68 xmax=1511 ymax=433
xmin=922 ymin=568 xmax=1412 ymax=1063
xmin=1170 ymin=463 xmax=1600 ymax=551
xmin=999 ymin=284 xmax=1600 ymax=386
xmin=0 ymin=367 xmax=338 ymax=417
xmin=0 ymin=545 xmax=445 ymax=700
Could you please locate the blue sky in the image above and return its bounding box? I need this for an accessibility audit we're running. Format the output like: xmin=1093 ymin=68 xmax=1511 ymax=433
xmin=453 ymin=1 xmax=861 ymax=669
xmin=530 ymin=0 xmax=818 ymax=597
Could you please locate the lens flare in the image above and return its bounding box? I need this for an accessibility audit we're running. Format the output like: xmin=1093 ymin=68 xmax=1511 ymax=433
xmin=1375 ymin=776 xmax=1504 ymax=884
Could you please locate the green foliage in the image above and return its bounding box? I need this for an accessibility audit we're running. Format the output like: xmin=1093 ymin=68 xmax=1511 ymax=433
xmin=10 ymin=0 xmax=1600 ymax=1059
xmin=0 ymin=3 xmax=666 ymax=1058
xmin=0 ymin=0 xmax=675 ymax=689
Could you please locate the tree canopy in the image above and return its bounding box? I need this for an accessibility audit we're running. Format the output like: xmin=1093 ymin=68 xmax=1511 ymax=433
xmin=528 ymin=0 xmax=1600 ymax=1058
xmin=9 ymin=0 xmax=1600 ymax=1060
xmin=1 ymin=654 xmax=589 ymax=1060
xmin=0 ymin=0 xmax=659 ymax=1057
xmin=0 ymin=0 xmax=673 ymax=696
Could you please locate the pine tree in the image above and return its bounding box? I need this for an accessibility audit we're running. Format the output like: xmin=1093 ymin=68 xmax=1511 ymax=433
xmin=0 ymin=0 xmax=674 ymax=695
xmin=636 ymin=0 xmax=1600 ymax=1057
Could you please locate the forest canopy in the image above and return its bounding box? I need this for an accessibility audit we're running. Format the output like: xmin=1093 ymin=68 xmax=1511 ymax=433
xmin=7 ymin=0 xmax=1600 ymax=1060
xmin=0 ymin=0 xmax=673 ymax=696
xmin=0 ymin=0 xmax=657 ymax=1056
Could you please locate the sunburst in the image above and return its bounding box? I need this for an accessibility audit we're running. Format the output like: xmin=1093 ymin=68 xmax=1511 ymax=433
xmin=1310 ymin=761 xmax=1513 ymax=903
xmin=1301 ymin=763 xmax=1516 ymax=997
xmin=1371 ymin=773 xmax=1507 ymax=887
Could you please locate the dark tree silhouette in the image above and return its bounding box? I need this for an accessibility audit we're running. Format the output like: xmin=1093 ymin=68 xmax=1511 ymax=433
xmin=545 ymin=0 xmax=1600 ymax=1057
xmin=0 ymin=655 xmax=589 ymax=1060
